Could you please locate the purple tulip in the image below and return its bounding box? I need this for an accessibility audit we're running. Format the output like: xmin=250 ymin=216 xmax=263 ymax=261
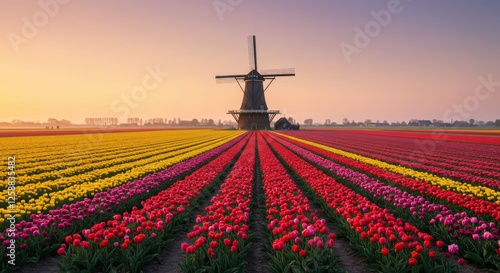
xmin=482 ymin=231 xmax=494 ymax=240
xmin=448 ymin=244 xmax=459 ymax=254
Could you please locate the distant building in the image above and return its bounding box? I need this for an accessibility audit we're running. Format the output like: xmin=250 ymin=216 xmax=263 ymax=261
xmin=274 ymin=117 xmax=300 ymax=130
xmin=367 ymin=122 xmax=390 ymax=127
xmin=408 ymin=120 xmax=433 ymax=127
xmin=419 ymin=120 xmax=432 ymax=127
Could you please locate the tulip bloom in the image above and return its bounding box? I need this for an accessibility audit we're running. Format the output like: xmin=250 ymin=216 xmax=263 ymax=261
xmin=299 ymin=250 xmax=307 ymax=257
xmin=448 ymin=244 xmax=459 ymax=255
xmin=381 ymin=248 xmax=389 ymax=256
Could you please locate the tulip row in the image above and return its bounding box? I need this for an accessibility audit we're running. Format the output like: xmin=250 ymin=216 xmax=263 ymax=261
xmin=5 ymin=131 xmax=210 ymax=184
xmin=268 ymin=132 xmax=500 ymax=269
xmin=283 ymin=131 xmax=500 ymax=187
xmin=0 ymin=130 xmax=244 ymax=224
xmin=57 ymin=133 xmax=250 ymax=272
xmin=2 ymin=130 xmax=238 ymax=185
xmin=263 ymin=132 xmax=458 ymax=272
xmin=327 ymin=138 xmax=500 ymax=185
xmin=1 ymin=134 xmax=223 ymax=204
xmin=256 ymin=133 xmax=342 ymax=273
xmin=278 ymin=133 xmax=500 ymax=204
xmin=276 ymin=133 xmax=500 ymax=223
xmin=180 ymin=132 xmax=256 ymax=272
xmin=0 ymin=133 xmax=248 ymax=272
xmin=337 ymin=129 xmax=500 ymax=146
xmin=283 ymin=130 xmax=500 ymax=173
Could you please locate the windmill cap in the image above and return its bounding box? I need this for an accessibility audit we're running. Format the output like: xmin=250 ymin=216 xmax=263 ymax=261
xmin=245 ymin=70 xmax=264 ymax=81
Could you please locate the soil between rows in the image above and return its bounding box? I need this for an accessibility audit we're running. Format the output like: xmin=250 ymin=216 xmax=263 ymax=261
xmin=244 ymin=144 xmax=270 ymax=273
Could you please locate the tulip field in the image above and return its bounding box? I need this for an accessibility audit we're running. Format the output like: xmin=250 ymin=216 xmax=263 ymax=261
xmin=1 ymin=129 xmax=500 ymax=272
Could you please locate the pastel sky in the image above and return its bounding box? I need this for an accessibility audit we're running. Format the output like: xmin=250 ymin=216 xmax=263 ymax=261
xmin=1 ymin=0 xmax=499 ymax=124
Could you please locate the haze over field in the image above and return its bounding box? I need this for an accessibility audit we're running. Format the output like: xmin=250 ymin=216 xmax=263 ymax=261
xmin=1 ymin=0 xmax=499 ymax=124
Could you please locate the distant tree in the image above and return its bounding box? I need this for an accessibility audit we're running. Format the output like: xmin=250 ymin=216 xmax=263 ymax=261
xmin=469 ymin=119 xmax=475 ymax=126
xmin=486 ymin=121 xmax=495 ymax=126
xmin=364 ymin=119 xmax=372 ymax=126
xmin=59 ymin=119 xmax=71 ymax=125
xmin=342 ymin=118 xmax=349 ymax=125
xmin=47 ymin=118 xmax=59 ymax=124
xmin=324 ymin=119 xmax=331 ymax=125
xmin=304 ymin=119 xmax=313 ymax=126
xmin=477 ymin=120 xmax=485 ymax=126
xmin=192 ymin=118 xmax=199 ymax=126
xmin=401 ymin=121 xmax=407 ymax=126
xmin=287 ymin=117 xmax=296 ymax=124
xmin=208 ymin=119 xmax=215 ymax=126
xmin=218 ymin=119 xmax=222 ymax=126
xmin=495 ymin=119 xmax=500 ymax=127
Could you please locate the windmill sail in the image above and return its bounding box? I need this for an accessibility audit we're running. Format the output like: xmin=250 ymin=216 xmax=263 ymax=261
xmin=261 ymin=68 xmax=295 ymax=77
xmin=248 ymin=35 xmax=257 ymax=71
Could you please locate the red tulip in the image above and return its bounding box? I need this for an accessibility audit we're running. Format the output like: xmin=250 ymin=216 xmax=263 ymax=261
xmin=381 ymin=247 xmax=389 ymax=256
xmin=133 ymin=234 xmax=146 ymax=244
xmin=395 ymin=242 xmax=405 ymax=253
xmin=181 ymin=242 xmax=188 ymax=251
xmin=57 ymin=247 xmax=66 ymax=256
xmin=299 ymin=250 xmax=307 ymax=257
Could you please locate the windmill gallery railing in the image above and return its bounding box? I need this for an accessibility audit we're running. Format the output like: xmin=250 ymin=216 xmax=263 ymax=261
xmin=227 ymin=110 xmax=280 ymax=130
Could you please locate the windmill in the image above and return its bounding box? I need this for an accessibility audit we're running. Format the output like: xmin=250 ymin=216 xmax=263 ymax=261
xmin=215 ymin=35 xmax=295 ymax=130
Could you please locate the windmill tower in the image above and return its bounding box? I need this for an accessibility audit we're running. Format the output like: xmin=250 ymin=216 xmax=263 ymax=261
xmin=215 ymin=36 xmax=295 ymax=130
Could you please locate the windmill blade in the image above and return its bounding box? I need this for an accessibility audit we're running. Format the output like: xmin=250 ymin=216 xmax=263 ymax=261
xmin=261 ymin=68 xmax=295 ymax=77
xmin=215 ymin=74 xmax=247 ymax=79
xmin=216 ymin=78 xmax=238 ymax=84
xmin=248 ymin=35 xmax=257 ymax=71
xmin=215 ymin=74 xmax=246 ymax=83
